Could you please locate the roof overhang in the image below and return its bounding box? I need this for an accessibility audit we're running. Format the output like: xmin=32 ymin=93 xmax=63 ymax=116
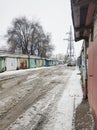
xmin=71 ymin=0 xmax=96 ymax=41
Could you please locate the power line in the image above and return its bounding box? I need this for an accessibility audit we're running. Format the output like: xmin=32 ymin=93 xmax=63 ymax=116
xmin=63 ymin=26 xmax=76 ymax=62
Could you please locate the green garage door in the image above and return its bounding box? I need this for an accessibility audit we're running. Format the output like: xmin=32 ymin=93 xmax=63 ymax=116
xmin=0 ymin=58 xmax=2 ymax=72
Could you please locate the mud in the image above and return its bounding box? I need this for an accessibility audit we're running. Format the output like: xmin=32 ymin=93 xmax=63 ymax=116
xmin=0 ymin=66 xmax=75 ymax=130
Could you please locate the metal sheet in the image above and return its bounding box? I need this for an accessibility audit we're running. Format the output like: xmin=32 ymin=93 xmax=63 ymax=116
xmin=36 ymin=59 xmax=40 ymax=67
xmin=0 ymin=57 xmax=6 ymax=72
xmin=0 ymin=57 xmax=2 ymax=72
xmin=30 ymin=59 xmax=35 ymax=68
xmin=88 ymin=43 xmax=94 ymax=108
xmin=40 ymin=60 xmax=42 ymax=67
xmin=18 ymin=58 xmax=28 ymax=69
xmin=42 ymin=59 xmax=45 ymax=66
xmin=46 ymin=60 xmax=49 ymax=67
xmin=6 ymin=57 xmax=17 ymax=71
xmin=88 ymin=40 xmax=97 ymax=124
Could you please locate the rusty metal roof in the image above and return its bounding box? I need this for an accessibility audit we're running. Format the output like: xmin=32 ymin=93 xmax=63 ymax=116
xmin=71 ymin=0 xmax=96 ymax=41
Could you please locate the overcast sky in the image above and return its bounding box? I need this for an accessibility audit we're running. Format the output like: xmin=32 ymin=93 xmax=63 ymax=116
xmin=0 ymin=0 xmax=82 ymax=57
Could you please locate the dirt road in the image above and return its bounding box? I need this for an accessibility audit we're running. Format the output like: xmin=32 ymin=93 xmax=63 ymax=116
xmin=0 ymin=65 xmax=80 ymax=130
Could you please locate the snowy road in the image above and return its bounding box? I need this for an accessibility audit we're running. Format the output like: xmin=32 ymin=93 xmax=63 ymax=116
xmin=0 ymin=65 xmax=83 ymax=130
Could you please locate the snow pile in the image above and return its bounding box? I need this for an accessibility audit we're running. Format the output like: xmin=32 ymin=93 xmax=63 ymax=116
xmin=0 ymin=67 xmax=48 ymax=77
xmin=52 ymin=68 xmax=83 ymax=130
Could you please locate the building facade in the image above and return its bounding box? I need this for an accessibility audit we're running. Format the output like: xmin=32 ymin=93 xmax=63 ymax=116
xmin=71 ymin=0 xmax=97 ymax=127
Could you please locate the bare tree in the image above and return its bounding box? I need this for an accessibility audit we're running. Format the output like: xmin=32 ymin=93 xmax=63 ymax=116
xmin=6 ymin=17 xmax=54 ymax=57
xmin=7 ymin=17 xmax=32 ymax=54
xmin=29 ymin=22 xmax=44 ymax=55
xmin=41 ymin=33 xmax=54 ymax=58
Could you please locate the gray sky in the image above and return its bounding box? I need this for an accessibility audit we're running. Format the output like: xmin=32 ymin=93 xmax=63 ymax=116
xmin=0 ymin=0 xmax=82 ymax=56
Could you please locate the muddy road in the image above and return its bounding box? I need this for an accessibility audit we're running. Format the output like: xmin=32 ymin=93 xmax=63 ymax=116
xmin=0 ymin=65 xmax=77 ymax=130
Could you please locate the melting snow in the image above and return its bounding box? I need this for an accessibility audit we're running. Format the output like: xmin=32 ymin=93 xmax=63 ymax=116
xmin=6 ymin=67 xmax=83 ymax=130
xmin=0 ymin=67 xmax=50 ymax=77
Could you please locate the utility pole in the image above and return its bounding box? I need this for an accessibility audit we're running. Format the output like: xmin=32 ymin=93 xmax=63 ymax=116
xmin=64 ymin=26 xmax=76 ymax=64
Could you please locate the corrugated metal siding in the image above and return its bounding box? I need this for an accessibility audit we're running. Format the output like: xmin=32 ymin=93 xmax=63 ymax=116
xmin=18 ymin=58 xmax=28 ymax=69
xmin=6 ymin=57 xmax=17 ymax=71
